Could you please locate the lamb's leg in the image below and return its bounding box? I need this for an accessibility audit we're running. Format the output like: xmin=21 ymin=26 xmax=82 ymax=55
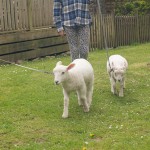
xmin=123 ymin=78 xmax=126 ymax=89
xmin=78 ymin=88 xmax=89 ymax=112
xmin=77 ymin=91 xmax=82 ymax=106
xmin=119 ymin=80 xmax=124 ymax=97
xmin=108 ymin=72 xmax=115 ymax=94
xmin=110 ymin=77 xmax=117 ymax=95
xmin=62 ymin=89 xmax=69 ymax=118
xmin=86 ymin=83 xmax=93 ymax=107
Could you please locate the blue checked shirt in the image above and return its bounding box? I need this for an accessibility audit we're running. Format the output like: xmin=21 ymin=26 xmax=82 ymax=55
xmin=53 ymin=0 xmax=92 ymax=32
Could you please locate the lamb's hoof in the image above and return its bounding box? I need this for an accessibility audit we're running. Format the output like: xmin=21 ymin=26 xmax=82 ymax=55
xmin=78 ymin=102 xmax=83 ymax=106
xmin=112 ymin=91 xmax=117 ymax=95
xmin=119 ymin=94 xmax=124 ymax=97
xmin=111 ymin=90 xmax=117 ymax=95
xmin=83 ymin=107 xmax=89 ymax=113
xmin=62 ymin=114 xmax=68 ymax=118
xmin=119 ymin=92 xmax=124 ymax=97
xmin=111 ymin=90 xmax=114 ymax=93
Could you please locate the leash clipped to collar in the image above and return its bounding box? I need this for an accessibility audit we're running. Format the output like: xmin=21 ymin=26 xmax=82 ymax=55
xmin=0 ymin=58 xmax=53 ymax=75
xmin=110 ymin=68 xmax=114 ymax=73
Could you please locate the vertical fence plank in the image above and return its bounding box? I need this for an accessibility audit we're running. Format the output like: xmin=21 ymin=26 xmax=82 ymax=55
xmin=97 ymin=13 xmax=101 ymax=49
xmin=27 ymin=0 xmax=32 ymax=30
xmin=127 ymin=16 xmax=130 ymax=45
xmin=21 ymin=0 xmax=26 ymax=29
xmin=38 ymin=0 xmax=42 ymax=27
xmin=0 ymin=0 xmax=4 ymax=31
xmin=48 ymin=0 xmax=52 ymax=25
xmin=147 ymin=15 xmax=150 ymax=42
xmin=6 ymin=0 xmax=11 ymax=30
xmin=90 ymin=14 xmax=95 ymax=50
xmin=33 ymin=0 xmax=38 ymax=27
xmin=18 ymin=0 xmax=22 ymax=30
xmin=10 ymin=0 xmax=15 ymax=30
xmin=24 ymin=0 xmax=29 ymax=29
xmin=14 ymin=0 xmax=19 ymax=30
xmin=114 ymin=16 xmax=118 ymax=47
xmin=3 ymin=0 xmax=7 ymax=30
xmin=111 ymin=13 xmax=116 ymax=48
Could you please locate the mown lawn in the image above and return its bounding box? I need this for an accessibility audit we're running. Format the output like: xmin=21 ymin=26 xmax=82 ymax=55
xmin=0 ymin=43 xmax=150 ymax=150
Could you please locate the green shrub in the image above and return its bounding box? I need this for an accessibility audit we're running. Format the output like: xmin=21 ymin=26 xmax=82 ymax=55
xmin=115 ymin=0 xmax=150 ymax=15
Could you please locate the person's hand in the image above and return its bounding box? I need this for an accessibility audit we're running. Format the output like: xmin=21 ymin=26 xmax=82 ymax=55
xmin=58 ymin=30 xmax=65 ymax=36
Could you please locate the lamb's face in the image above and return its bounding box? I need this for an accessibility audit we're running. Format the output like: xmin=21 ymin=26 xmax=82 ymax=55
xmin=53 ymin=66 xmax=68 ymax=85
xmin=113 ymin=69 xmax=125 ymax=82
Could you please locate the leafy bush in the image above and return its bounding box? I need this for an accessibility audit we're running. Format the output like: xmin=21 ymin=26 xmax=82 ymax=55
xmin=115 ymin=0 xmax=150 ymax=15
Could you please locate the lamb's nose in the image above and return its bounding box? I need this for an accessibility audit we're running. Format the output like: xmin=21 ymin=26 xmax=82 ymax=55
xmin=55 ymin=81 xmax=59 ymax=85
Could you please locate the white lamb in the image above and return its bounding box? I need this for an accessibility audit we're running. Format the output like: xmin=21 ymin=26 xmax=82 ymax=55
xmin=53 ymin=59 xmax=94 ymax=118
xmin=107 ymin=55 xmax=128 ymax=97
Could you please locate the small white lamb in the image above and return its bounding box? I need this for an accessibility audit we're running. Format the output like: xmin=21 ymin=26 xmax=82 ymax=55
xmin=107 ymin=55 xmax=128 ymax=97
xmin=53 ymin=59 xmax=94 ymax=118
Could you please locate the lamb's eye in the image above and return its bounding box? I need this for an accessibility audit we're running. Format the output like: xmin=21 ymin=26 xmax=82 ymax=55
xmin=62 ymin=72 xmax=65 ymax=75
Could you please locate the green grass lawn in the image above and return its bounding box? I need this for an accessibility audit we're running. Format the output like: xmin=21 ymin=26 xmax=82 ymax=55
xmin=0 ymin=43 xmax=150 ymax=150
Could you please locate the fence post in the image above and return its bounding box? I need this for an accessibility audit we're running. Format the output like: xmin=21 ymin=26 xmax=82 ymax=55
xmin=136 ymin=10 xmax=140 ymax=43
xmin=27 ymin=0 xmax=33 ymax=30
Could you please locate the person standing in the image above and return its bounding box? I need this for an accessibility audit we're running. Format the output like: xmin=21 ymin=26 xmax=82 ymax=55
xmin=53 ymin=0 xmax=92 ymax=61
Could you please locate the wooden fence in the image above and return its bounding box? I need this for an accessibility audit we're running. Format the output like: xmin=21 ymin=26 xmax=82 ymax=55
xmin=0 ymin=29 xmax=69 ymax=62
xmin=0 ymin=0 xmax=150 ymax=63
xmin=0 ymin=0 xmax=69 ymax=63
xmin=90 ymin=13 xmax=150 ymax=49
xmin=0 ymin=0 xmax=53 ymax=32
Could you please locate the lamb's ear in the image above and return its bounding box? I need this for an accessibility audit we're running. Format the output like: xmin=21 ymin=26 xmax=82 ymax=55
xmin=66 ymin=63 xmax=75 ymax=71
xmin=111 ymin=62 xmax=116 ymax=70
xmin=56 ymin=61 xmax=62 ymax=66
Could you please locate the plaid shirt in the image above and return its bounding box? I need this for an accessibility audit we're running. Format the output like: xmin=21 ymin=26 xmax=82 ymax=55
xmin=53 ymin=0 xmax=92 ymax=31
